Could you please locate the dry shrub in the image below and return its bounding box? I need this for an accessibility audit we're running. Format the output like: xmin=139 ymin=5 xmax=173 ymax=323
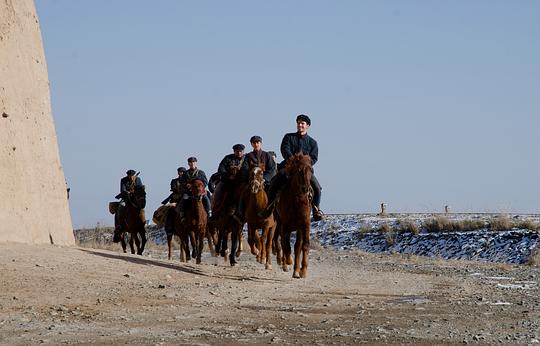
xmin=360 ymin=223 xmax=373 ymax=233
xmin=528 ymin=248 xmax=540 ymax=266
xmin=423 ymin=216 xmax=451 ymax=232
xmin=384 ymin=232 xmax=396 ymax=247
xmin=397 ymin=219 xmax=419 ymax=234
xmin=424 ymin=217 xmax=487 ymax=233
xmin=515 ymin=219 xmax=540 ymax=231
xmin=378 ymin=223 xmax=391 ymax=233
xmin=489 ymin=214 xmax=513 ymax=231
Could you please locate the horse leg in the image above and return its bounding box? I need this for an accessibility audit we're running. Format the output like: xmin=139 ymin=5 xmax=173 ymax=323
xmin=293 ymin=230 xmax=303 ymax=279
xmin=190 ymin=230 xmax=197 ymax=259
xmin=229 ymin=226 xmax=238 ymax=266
xmin=281 ymin=230 xmax=292 ymax=272
xmin=247 ymin=225 xmax=259 ymax=257
xmin=264 ymin=225 xmax=274 ymax=270
xmin=129 ymin=233 xmax=136 ymax=254
xmin=206 ymin=228 xmax=217 ymax=257
xmin=138 ymin=227 xmax=147 ymax=255
xmin=300 ymin=228 xmax=310 ymax=278
xmin=167 ymin=234 xmax=173 ymax=260
xmin=132 ymin=230 xmax=141 ymax=255
xmin=255 ymin=228 xmax=266 ymax=264
xmin=236 ymin=229 xmax=243 ymax=257
xmin=119 ymin=233 xmax=127 ymax=253
xmin=196 ymin=231 xmax=204 ymax=264
xmin=179 ymin=236 xmax=186 ymax=262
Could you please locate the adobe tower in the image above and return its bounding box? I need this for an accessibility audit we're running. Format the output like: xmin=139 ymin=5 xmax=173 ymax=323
xmin=0 ymin=0 xmax=74 ymax=245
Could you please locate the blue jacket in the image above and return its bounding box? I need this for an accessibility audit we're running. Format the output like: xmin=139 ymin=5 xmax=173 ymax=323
xmin=280 ymin=132 xmax=318 ymax=167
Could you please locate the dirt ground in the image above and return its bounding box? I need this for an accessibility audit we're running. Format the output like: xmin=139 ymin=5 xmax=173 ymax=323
xmin=0 ymin=241 xmax=539 ymax=345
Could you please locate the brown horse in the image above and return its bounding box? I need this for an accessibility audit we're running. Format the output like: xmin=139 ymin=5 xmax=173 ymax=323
xmin=245 ymin=163 xmax=276 ymax=270
xmin=181 ymin=179 xmax=208 ymax=264
xmin=113 ymin=185 xmax=147 ymax=255
xmin=276 ymin=152 xmax=313 ymax=278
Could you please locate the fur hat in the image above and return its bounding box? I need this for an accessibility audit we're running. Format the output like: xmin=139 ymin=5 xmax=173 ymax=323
xmin=187 ymin=157 xmax=197 ymax=163
xmin=126 ymin=169 xmax=136 ymax=176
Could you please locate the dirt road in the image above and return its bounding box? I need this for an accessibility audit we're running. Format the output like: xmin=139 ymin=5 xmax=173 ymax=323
xmin=0 ymin=242 xmax=538 ymax=345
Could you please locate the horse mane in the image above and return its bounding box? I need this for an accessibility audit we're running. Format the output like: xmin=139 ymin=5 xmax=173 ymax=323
xmin=285 ymin=152 xmax=312 ymax=175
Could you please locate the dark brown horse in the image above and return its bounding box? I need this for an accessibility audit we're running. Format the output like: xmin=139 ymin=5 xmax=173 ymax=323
xmin=245 ymin=163 xmax=276 ymax=270
xmin=113 ymin=185 xmax=147 ymax=255
xmin=181 ymin=179 xmax=208 ymax=264
xmin=212 ymin=165 xmax=245 ymax=266
xmin=162 ymin=205 xmax=191 ymax=262
xmin=276 ymin=152 xmax=313 ymax=278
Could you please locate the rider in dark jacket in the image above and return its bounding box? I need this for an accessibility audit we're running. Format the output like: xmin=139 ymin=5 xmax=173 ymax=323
xmin=261 ymin=114 xmax=323 ymax=221
xmin=177 ymin=157 xmax=211 ymax=220
xmin=212 ymin=144 xmax=246 ymax=218
xmin=233 ymin=136 xmax=276 ymax=224
xmin=115 ymin=169 xmax=144 ymax=231
xmin=161 ymin=167 xmax=187 ymax=205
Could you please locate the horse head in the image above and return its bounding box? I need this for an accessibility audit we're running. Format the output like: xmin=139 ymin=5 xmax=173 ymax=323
xmin=127 ymin=185 xmax=146 ymax=209
xmin=285 ymin=151 xmax=312 ymax=197
xmin=248 ymin=162 xmax=265 ymax=194
xmin=190 ymin=179 xmax=206 ymax=198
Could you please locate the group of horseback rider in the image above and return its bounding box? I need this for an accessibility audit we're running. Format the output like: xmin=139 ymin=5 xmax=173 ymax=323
xmin=114 ymin=114 xmax=324 ymax=232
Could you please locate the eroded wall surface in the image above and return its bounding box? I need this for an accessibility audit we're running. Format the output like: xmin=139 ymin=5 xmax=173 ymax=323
xmin=0 ymin=0 xmax=74 ymax=245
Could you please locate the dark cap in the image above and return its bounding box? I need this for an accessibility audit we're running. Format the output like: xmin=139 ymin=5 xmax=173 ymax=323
xmin=232 ymin=144 xmax=245 ymax=151
xmin=187 ymin=157 xmax=197 ymax=163
xmin=250 ymin=135 xmax=262 ymax=143
xmin=126 ymin=169 xmax=136 ymax=176
xmin=296 ymin=114 xmax=311 ymax=126
xmin=177 ymin=167 xmax=187 ymax=173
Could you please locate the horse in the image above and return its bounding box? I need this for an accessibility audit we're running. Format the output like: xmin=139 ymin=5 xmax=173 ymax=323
xmin=180 ymin=179 xmax=208 ymax=264
xmin=276 ymin=152 xmax=313 ymax=278
xmin=245 ymin=163 xmax=276 ymax=270
xmin=113 ymin=185 xmax=147 ymax=255
xmin=212 ymin=165 xmax=245 ymax=266
xmin=161 ymin=204 xmax=191 ymax=262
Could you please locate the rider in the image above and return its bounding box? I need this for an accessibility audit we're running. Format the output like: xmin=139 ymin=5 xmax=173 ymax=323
xmin=115 ymin=169 xmax=144 ymax=230
xmin=212 ymin=144 xmax=246 ymax=217
xmin=260 ymin=114 xmax=324 ymax=221
xmin=161 ymin=167 xmax=187 ymax=205
xmin=267 ymin=151 xmax=278 ymax=177
xmin=177 ymin=157 xmax=211 ymax=221
xmin=233 ymin=136 xmax=276 ymax=224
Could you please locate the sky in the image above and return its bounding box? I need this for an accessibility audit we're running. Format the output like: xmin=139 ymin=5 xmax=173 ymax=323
xmin=35 ymin=0 xmax=540 ymax=228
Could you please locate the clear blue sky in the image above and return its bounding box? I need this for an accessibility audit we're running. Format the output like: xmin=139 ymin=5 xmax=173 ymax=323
xmin=35 ymin=1 xmax=540 ymax=228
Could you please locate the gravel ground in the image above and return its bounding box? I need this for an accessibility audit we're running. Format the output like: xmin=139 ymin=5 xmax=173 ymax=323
xmin=0 ymin=242 xmax=539 ymax=345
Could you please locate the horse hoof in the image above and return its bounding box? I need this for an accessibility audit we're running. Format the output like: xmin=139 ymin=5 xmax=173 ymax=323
xmin=293 ymin=271 xmax=301 ymax=279
xmin=282 ymin=266 xmax=289 ymax=272
xmin=196 ymin=259 xmax=202 ymax=264
xmin=300 ymin=271 xmax=307 ymax=278
xmin=265 ymin=264 xmax=272 ymax=270
xmin=230 ymin=261 xmax=237 ymax=267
